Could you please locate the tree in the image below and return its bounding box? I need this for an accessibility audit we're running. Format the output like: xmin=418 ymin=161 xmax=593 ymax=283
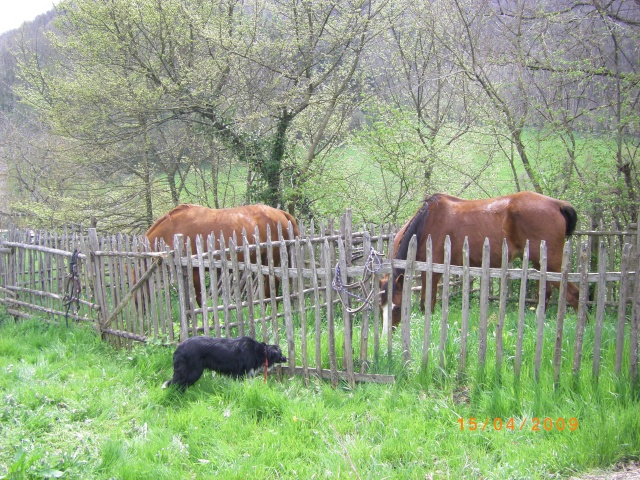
xmin=14 ymin=0 xmax=388 ymax=230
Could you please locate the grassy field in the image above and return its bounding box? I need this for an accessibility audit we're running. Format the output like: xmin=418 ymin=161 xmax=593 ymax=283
xmin=1 ymin=304 xmax=639 ymax=479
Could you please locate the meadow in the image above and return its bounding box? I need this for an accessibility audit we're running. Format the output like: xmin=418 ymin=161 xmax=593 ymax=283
xmin=1 ymin=302 xmax=639 ymax=479
xmin=157 ymin=124 xmax=625 ymax=235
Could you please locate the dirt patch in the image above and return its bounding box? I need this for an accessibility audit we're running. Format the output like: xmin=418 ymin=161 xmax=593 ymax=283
xmin=572 ymin=461 xmax=640 ymax=479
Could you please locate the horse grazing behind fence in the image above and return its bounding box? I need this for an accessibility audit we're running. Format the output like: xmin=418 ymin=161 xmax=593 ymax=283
xmin=380 ymin=192 xmax=580 ymax=335
xmin=145 ymin=204 xmax=299 ymax=305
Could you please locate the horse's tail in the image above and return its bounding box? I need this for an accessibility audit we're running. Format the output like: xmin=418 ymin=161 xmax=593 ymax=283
xmin=283 ymin=211 xmax=300 ymax=238
xmin=559 ymin=204 xmax=578 ymax=238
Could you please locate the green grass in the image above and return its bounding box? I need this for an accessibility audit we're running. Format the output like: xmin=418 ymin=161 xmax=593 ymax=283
xmin=1 ymin=307 xmax=639 ymax=479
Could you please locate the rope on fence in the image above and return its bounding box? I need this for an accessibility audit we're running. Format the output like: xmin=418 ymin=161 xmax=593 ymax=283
xmin=63 ymin=249 xmax=81 ymax=327
xmin=332 ymin=247 xmax=383 ymax=314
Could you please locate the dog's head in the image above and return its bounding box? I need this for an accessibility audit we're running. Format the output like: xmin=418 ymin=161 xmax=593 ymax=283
xmin=265 ymin=344 xmax=287 ymax=367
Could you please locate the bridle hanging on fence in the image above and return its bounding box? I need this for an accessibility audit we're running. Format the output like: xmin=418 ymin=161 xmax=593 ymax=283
xmin=332 ymin=246 xmax=383 ymax=314
xmin=63 ymin=249 xmax=81 ymax=327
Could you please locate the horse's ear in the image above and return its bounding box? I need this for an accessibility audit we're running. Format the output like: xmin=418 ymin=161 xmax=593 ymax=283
xmin=394 ymin=273 xmax=404 ymax=290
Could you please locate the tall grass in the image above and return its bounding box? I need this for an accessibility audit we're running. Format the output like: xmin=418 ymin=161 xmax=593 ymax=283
xmin=1 ymin=307 xmax=638 ymax=479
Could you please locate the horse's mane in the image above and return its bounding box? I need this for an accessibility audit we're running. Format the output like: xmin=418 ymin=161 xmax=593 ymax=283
xmin=381 ymin=195 xmax=440 ymax=303
xmin=396 ymin=195 xmax=441 ymax=259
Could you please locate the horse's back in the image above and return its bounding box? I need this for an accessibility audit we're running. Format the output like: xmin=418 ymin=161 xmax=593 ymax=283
xmin=145 ymin=204 xmax=298 ymax=251
xmin=415 ymin=192 xmax=575 ymax=265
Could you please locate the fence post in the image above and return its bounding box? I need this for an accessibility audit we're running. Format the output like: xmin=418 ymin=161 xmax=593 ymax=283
xmin=218 ymin=234 xmax=232 ymax=338
xmin=614 ymin=244 xmax=631 ymax=376
xmin=196 ymin=234 xmax=210 ymax=336
xmin=323 ymin=238 xmax=338 ymax=388
xmin=295 ymin=237 xmax=309 ymax=385
xmin=459 ymin=237 xmax=470 ymax=378
xmin=515 ymin=240 xmax=530 ymax=380
xmin=439 ymin=236 xmax=451 ymax=371
xmin=496 ymin=239 xmax=509 ymax=376
xmin=400 ymin=235 xmax=417 ymax=367
xmin=173 ymin=234 xmax=189 ymax=342
xmin=305 ymin=238 xmax=323 ymax=380
xmin=478 ymin=238 xmax=491 ymax=376
xmin=421 ymin=235 xmax=433 ymax=369
xmin=241 ymin=230 xmax=256 ymax=339
xmin=279 ymin=225 xmax=296 ymax=378
xmin=229 ymin=233 xmax=244 ymax=337
xmin=553 ymin=240 xmax=572 ymax=388
xmin=207 ymin=233 xmax=221 ymax=338
xmin=252 ymin=226 xmax=267 ymax=342
xmin=631 ymin=218 xmax=640 ymax=385
xmin=87 ymin=228 xmax=106 ymax=337
xmin=592 ymin=240 xmax=608 ymax=380
xmin=337 ymin=235 xmax=355 ymax=388
xmin=534 ymin=240 xmax=547 ymax=382
xmin=360 ymin=231 xmax=372 ymax=374
xmin=572 ymin=241 xmax=591 ymax=379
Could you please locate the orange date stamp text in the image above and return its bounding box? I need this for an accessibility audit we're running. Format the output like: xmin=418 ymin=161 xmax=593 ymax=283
xmin=457 ymin=417 xmax=578 ymax=432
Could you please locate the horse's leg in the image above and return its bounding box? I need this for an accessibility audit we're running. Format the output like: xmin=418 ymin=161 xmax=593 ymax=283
xmin=193 ymin=269 xmax=202 ymax=308
xmin=543 ymin=251 xmax=580 ymax=313
xmin=430 ymin=273 xmax=442 ymax=311
xmin=543 ymin=279 xmax=580 ymax=313
xmin=419 ymin=271 xmax=426 ymax=311
xmin=565 ymin=282 xmax=580 ymax=312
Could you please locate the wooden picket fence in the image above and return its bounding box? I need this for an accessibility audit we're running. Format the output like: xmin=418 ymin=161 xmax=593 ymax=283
xmin=0 ymin=213 xmax=638 ymax=388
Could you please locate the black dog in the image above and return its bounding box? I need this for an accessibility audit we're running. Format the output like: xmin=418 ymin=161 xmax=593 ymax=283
xmin=162 ymin=336 xmax=287 ymax=391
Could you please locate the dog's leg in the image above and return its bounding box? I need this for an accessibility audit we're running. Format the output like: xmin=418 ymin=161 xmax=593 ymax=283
xmin=185 ymin=367 xmax=205 ymax=387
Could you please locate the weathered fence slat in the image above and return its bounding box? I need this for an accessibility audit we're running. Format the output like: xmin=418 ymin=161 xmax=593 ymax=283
xmin=266 ymin=228 xmax=279 ymax=348
xmin=439 ymin=236 xmax=452 ymax=371
xmin=253 ymin=226 xmax=268 ymax=343
xmin=337 ymin=235 xmax=355 ymax=389
xmin=173 ymin=234 xmax=188 ymax=342
xmin=305 ymin=237 xmax=323 ymax=380
xmin=242 ymin=231 xmax=256 ymax=339
xmin=87 ymin=229 xmax=108 ymax=336
xmin=421 ymin=235 xmax=434 ymax=369
xmin=206 ymin=234 xmax=221 ymax=338
xmin=534 ymin=241 xmax=547 ymax=382
xmin=478 ymin=238 xmax=491 ymax=371
xmin=615 ymin=244 xmax=632 ymax=375
xmin=359 ymin=231 xmax=372 ymax=374
xmin=459 ymin=237 xmax=470 ymax=376
xmin=400 ymin=235 xmax=417 ymax=366
xmin=373 ymin=227 xmax=384 ymax=360
xmin=496 ymin=239 xmax=509 ymax=374
xmin=229 ymin=234 xmax=244 ymax=337
xmin=218 ymin=234 xmax=232 ymax=338
xmin=161 ymin=243 xmax=174 ymax=341
xmin=592 ymin=240 xmax=608 ymax=380
xmin=279 ymin=225 xmax=295 ymax=378
xmin=553 ymin=241 xmax=572 ymax=387
xmin=295 ymin=238 xmax=309 ymax=385
xmin=323 ymin=238 xmax=338 ymax=388
xmin=515 ymin=240 xmax=530 ymax=379
xmin=572 ymin=241 xmax=591 ymax=378
xmin=196 ymin=235 xmax=210 ymax=336
xmin=631 ymin=229 xmax=640 ymax=384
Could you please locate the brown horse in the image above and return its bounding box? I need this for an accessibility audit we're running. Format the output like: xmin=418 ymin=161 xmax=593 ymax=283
xmin=380 ymin=192 xmax=580 ymax=335
xmin=145 ymin=204 xmax=299 ymax=305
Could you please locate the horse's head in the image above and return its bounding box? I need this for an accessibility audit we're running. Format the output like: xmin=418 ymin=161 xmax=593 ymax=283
xmin=379 ymin=272 xmax=404 ymax=337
